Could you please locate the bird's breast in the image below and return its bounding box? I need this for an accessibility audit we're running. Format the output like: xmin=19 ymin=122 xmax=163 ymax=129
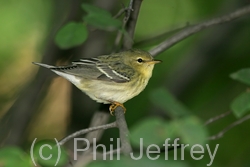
xmin=77 ymin=75 xmax=150 ymax=104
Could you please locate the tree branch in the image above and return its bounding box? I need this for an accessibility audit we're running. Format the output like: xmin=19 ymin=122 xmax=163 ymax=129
xmin=69 ymin=111 xmax=110 ymax=167
xmin=114 ymin=8 xmax=127 ymax=19
xmin=84 ymin=111 xmax=110 ymax=145
xmin=59 ymin=122 xmax=117 ymax=146
xmin=114 ymin=0 xmax=134 ymax=51
xmin=123 ymin=0 xmax=142 ymax=50
xmin=134 ymin=23 xmax=190 ymax=48
xmin=114 ymin=106 xmax=132 ymax=155
xmin=71 ymin=0 xmax=138 ymax=163
xmin=124 ymin=0 xmax=134 ymax=22
xmin=150 ymin=5 xmax=250 ymax=56
xmin=205 ymin=111 xmax=232 ymax=125
xmin=208 ymin=114 xmax=250 ymax=140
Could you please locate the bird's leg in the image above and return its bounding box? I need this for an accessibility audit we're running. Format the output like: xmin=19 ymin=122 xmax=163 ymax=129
xmin=109 ymin=101 xmax=126 ymax=116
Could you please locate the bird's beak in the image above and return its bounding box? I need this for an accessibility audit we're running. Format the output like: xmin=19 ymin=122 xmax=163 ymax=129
xmin=147 ymin=59 xmax=162 ymax=65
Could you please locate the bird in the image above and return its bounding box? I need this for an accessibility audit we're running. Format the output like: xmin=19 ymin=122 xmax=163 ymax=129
xmin=33 ymin=49 xmax=161 ymax=115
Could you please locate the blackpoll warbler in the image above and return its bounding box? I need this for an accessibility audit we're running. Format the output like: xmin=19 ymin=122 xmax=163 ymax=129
xmin=33 ymin=49 xmax=161 ymax=115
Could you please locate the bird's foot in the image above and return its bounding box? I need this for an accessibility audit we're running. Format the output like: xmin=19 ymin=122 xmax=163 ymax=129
xmin=109 ymin=102 xmax=126 ymax=116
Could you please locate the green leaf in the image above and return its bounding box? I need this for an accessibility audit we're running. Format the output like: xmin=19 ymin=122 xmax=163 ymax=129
xmin=82 ymin=3 xmax=122 ymax=31
xmin=81 ymin=3 xmax=111 ymax=17
xmin=0 ymin=147 xmax=32 ymax=167
xmin=171 ymin=116 xmax=208 ymax=146
xmin=130 ymin=117 xmax=174 ymax=147
xmin=33 ymin=139 xmax=68 ymax=167
xmin=230 ymin=68 xmax=250 ymax=85
xmin=55 ymin=22 xmax=88 ymax=49
xmin=84 ymin=15 xmax=122 ymax=31
xmin=149 ymin=88 xmax=190 ymax=117
xmin=231 ymin=92 xmax=250 ymax=118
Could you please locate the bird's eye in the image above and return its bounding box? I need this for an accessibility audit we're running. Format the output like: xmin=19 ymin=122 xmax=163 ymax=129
xmin=137 ymin=58 xmax=143 ymax=63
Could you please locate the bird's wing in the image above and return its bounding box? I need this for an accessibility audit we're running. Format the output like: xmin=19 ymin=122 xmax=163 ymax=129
xmin=73 ymin=58 xmax=133 ymax=83
xmin=33 ymin=57 xmax=134 ymax=83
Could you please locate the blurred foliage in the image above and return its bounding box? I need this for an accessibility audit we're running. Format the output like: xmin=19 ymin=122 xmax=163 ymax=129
xmin=55 ymin=3 xmax=123 ymax=49
xmin=32 ymin=139 xmax=68 ymax=167
xmin=130 ymin=87 xmax=208 ymax=148
xmin=87 ymin=156 xmax=188 ymax=167
xmin=82 ymin=3 xmax=123 ymax=31
xmin=55 ymin=22 xmax=88 ymax=49
xmin=149 ymin=88 xmax=191 ymax=117
xmin=230 ymin=68 xmax=250 ymax=118
xmin=130 ymin=117 xmax=175 ymax=147
xmin=0 ymin=147 xmax=32 ymax=167
xmin=230 ymin=91 xmax=250 ymax=118
xmin=230 ymin=68 xmax=250 ymax=86
xmin=0 ymin=0 xmax=52 ymax=68
xmin=1 ymin=0 xmax=250 ymax=167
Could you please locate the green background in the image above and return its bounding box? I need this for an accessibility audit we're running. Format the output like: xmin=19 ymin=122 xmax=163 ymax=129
xmin=0 ymin=0 xmax=250 ymax=166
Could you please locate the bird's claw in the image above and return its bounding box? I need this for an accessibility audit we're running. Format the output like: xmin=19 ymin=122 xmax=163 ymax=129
xmin=109 ymin=102 xmax=126 ymax=116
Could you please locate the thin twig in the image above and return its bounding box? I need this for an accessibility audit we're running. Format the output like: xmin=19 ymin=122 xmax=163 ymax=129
xmin=134 ymin=23 xmax=190 ymax=48
xmin=123 ymin=0 xmax=142 ymax=50
xmin=59 ymin=122 xmax=117 ymax=145
xmin=150 ymin=5 xmax=250 ymax=56
xmin=114 ymin=0 xmax=134 ymax=50
xmin=105 ymin=148 xmax=121 ymax=156
xmin=73 ymin=148 xmax=93 ymax=167
xmin=73 ymin=130 xmax=121 ymax=167
xmin=114 ymin=1 xmax=134 ymax=19
xmin=205 ymin=111 xmax=232 ymax=125
xmin=114 ymin=8 xmax=126 ymax=19
xmin=114 ymin=106 xmax=132 ymax=155
xmin=124 ymin=0 xmax=134 ymax=22
xmin=84 ymin=111 xmax=110 ymax=145
xmin=208 ymin=114 xmax=250 ymax=140
xmin=69 ymin=113 xmax=110 ymax=167
xmin=114 ymin=31 xmax=124 ymax=51
xmin=69 ymin=111 xmax=110 ymax=166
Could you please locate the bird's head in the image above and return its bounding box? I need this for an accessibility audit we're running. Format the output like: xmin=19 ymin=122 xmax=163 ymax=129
xmin=123 ymin=49 xmax=161 ymax=78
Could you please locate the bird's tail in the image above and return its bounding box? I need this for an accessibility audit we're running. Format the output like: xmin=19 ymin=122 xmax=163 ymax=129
xmin=32 ymin=62 xmax=82 ymax=87
xmin=32 ymin=62 xmax=55 ymax=69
